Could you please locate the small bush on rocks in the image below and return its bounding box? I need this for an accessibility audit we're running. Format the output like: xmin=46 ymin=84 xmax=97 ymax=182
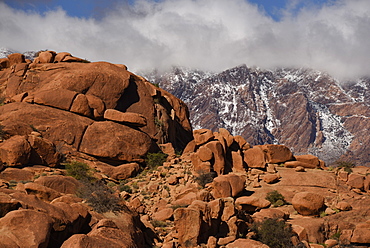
xmin=251 ymin=218 xmax=294 ymax=248
xmin=65 ymin=161 xmax=95 ymax=181
xmin=78 ymin=179 xmax=123 ymax=213
xmin=265 ymin=190 xmax=286 ymax=207
xmin=195 ymin=172 xmax=217 ymax=188
xmin=336 ymin=160 xmax=355 ymax=174
xmin=145 ymin=152 xmax=168 ymax=170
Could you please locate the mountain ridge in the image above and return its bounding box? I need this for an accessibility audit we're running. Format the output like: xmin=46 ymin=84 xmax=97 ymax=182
xmin=145 ymin=65 xmax=370 ymax=166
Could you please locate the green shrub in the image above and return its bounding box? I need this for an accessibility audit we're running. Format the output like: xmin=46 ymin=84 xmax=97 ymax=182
xmin=336 ymin=160 xmax=355 ymax=174
xmin=251 ymin=218 xmax=293 ymax=248
xmin=265 ymin=190 xmax=286 ymax=207
xmin=65 ymin=161 xmax=94 ymax=181
xmin=331 ymin=230 xmax=341 ymax=240
xmin=195 ymin=172 xmax=217 ymax=188
xmin=145 ymin=152 xmax=168 ymax=170
xmin=77 ymin=180 xmax=123 ymax=213
xmin=119 ymin=184 xmax=132 ymax=194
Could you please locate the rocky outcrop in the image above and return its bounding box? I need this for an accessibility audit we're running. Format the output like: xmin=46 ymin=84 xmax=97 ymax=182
xmin=0 ymin=52 xmax=193 ymax=167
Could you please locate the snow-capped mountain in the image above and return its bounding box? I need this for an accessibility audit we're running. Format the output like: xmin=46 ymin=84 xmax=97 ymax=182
xmin=145 ymin=65 xmax=370 ymax=166
xmin=0 ymin=48 xmax=37 ymax=60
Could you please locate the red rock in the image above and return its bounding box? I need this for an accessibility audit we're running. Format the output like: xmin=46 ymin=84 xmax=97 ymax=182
xmin=183 ymin=140 xmax=197 ymax=154
xmin=205 ymin=141 xmax=225 ymax=175
xmin=10 ymin=92 xmax=28 ymax=102
xmin=0 ymin=192 xmax=21 ymax=217
xmin=7 ymin=53 xmax=26 ymax=66
xmin=0 ymin=57 xmax=10 ymax=69
xmin=21 ymin=182 xmax=62 ymax=201
xmin=263 ymin=173 xmax=280 ymax=184
xmin=153 ymin=207 xmax=174 ymax=221
xmin=0 ymin=209 xmax=53 ymax=248
xmin=226 ymin=238 xmax=269 ymax=248
xmin=335 ymin=201 xmax=352 ymax=211
xmin=159 ymin=143 xmax=176 ymax=157
xmin=233 ymin=135 xmax=250 ymax=150
xmin=351 ymin=222 xmax=370 ymax=244
xmin=34 ymin=175 xmax=81 ymax=194
xmin=33 ymin=89 xmax=78 ymax=111
xmin=243 ymin=147 xmax=266 ymax=169
xmin=193 ymin=129 xmax=214 ymax=145
xmin=197 ymin=145 xmax=213 ymax=162
xmin=191 ymin=152 xmax=211 ymax=175
xmin=38 ymin=51 xmax=56 ymax=63
xmin=0 ymin=102 xmax=94 ymax=149
xmin=292 ymin=224 xmax=308 ymax=242
xmin=324 ymin=239 xmax=338 ymax=248
xmin=85 ymin=94 xmax=106 ymax=119
xmin=61 ymin=55 xmax=86 ymax=62
xmin=0 ymin=135 xmax=31 ymax=166
xmin=54 ymin=52 xmax=72 ymax=63
xmin=256 ymin=144 xmax=294 ymax=164
xmin=252 ymin=208 xmax=288 ymax=222
xmin=104 ymin=109 xmax=147 ymax=127
xmin=0 ymin=167 xmax=34 ymax=181
xmin=294 ymin=154 xmax=320 ymax=168
xmin=292 ymin=192 xmax=325 ymax=216
xmin=347 ymin=173 xmax=364 ymax=190
xmin=221 ymin=197 xmax=236 ymax=222
xmin=70 ymin=94 xmax=92 ymax=117
xmin=285 ymin=160 xmax=317 ymax=169
xmin=27 ymin=135 xmax=61 ymax=167
xmin=97 ymin=162 xmax=140 ymax=180
xmin=231 ymin=150 xmax=245 ymax=173
xmin=212 ymin=174 xmax=245 ymax=199
xmin=61 ymin=217 xmax=144 ymax=248
xmin=219 ymin=128 xmax=234 ymax=147
xmin=79 ymin=121 xmax=155 ymax=162
xmin=173 ymin=207 xmax=201 ymax=247
xmin=235 ymin=196 xmax=271 ymax=211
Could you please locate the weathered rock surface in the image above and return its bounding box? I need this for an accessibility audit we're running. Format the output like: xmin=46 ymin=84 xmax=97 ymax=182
xmin=0 ymin=54 xmax=193 ymax=167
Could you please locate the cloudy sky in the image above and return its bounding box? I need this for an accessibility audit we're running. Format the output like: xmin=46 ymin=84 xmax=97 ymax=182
xmin=0 ymin=0 xmax=369 ymax=79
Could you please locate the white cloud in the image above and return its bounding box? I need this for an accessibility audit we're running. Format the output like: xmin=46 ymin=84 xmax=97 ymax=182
xmin=0 ymin=0 xmax=369 ymax=79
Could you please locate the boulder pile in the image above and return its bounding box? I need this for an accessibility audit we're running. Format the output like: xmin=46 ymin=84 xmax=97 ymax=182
xmin=0 ymin=51 xmax=193 ymax=169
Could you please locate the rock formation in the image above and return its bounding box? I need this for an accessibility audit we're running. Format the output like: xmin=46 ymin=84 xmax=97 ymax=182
xmin=0 ymin=51 xmax=193 ymax=167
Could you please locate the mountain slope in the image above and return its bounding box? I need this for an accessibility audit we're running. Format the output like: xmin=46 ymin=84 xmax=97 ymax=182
xmin=146 ymin=65 xmax=370 ymax=166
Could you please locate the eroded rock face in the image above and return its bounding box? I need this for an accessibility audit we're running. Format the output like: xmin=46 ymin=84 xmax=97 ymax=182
xmin=0 ymin=54 xmax=193 ymax=166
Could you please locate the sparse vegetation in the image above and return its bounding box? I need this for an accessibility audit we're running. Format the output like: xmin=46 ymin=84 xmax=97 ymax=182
xmin=65 ymin=160 xmax=123 ymax=213
xmin=145 ymin=152 xmax=168 ymax=170
xmin=251 ymin=218 xmax=294 ymax=248
xmin=265 ymin=190 xmax=287 ymax=207
xmin=64 ymin=161 xmax=95 ymax=181
xmin=77 ymin=180 xmax=123 ymax=213
xmin=195 ymin=171 xmax=217 ymax=188
xmin=336 ymin=160 xmax=355 ymax=174
xmin=154 ymin=118 xmax=164 ymax=129
xmin=118 ymin=184 xmax=132 ymax=194
xmin=331 ymin=230 xmax=341 ymax=240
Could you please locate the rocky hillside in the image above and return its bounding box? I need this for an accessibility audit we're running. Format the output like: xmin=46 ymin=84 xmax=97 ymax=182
xmin=0 ymin=52 xmax=369 ymax=248
xmin=146 ymin=66 xmax=370 ymax=166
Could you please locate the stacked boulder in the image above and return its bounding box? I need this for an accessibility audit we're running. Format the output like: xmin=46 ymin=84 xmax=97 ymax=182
xmin=185 ymin=128 xmax=324 ymax=178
